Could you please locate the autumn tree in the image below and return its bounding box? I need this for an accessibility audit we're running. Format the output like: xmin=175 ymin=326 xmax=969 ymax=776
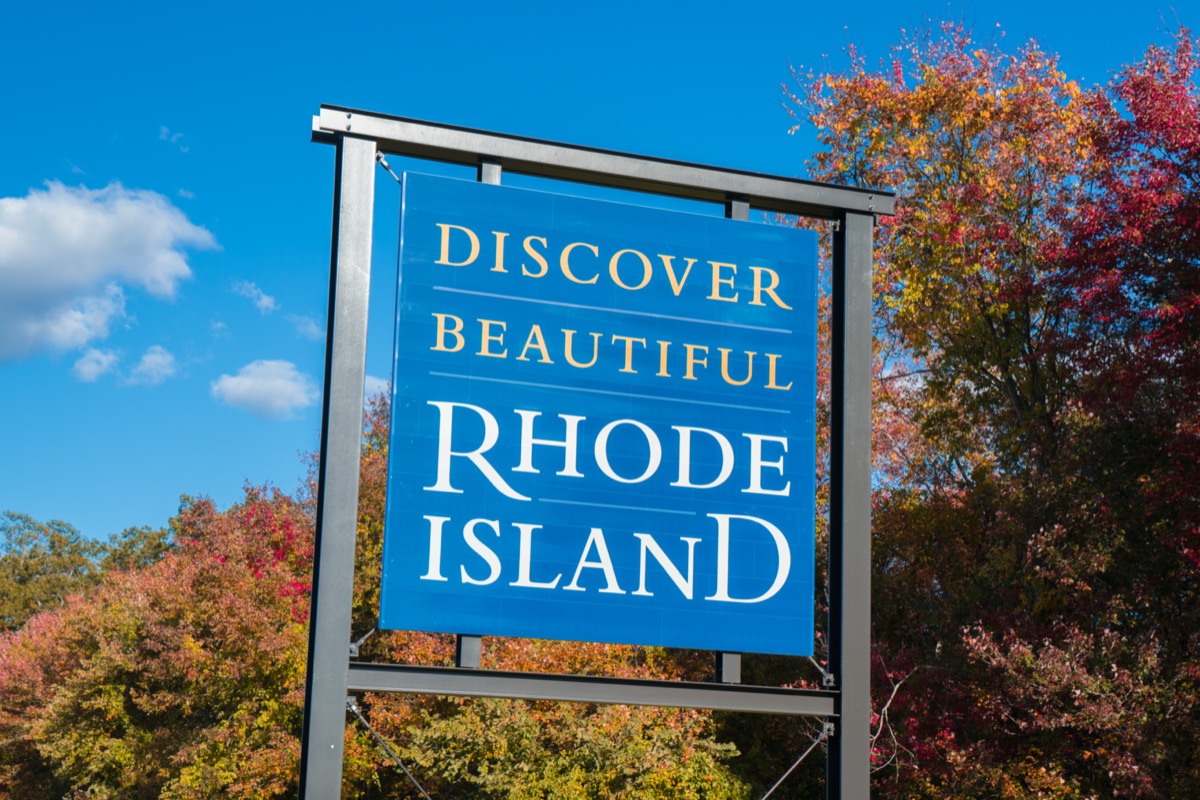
xmin=0 ymin=398 xmax=749 ymax=799
xmin=786 ymin=22 xmax=1200 ymax=799
xmin=0 ymin=490 xmax=314 ymax=799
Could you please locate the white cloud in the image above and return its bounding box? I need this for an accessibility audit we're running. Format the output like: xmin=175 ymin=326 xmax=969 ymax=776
xmin=177 ymin=188 xmax=195 ymax=200
xmin=25 ymin=284 xmax=127 ymax=352
xmin=127 ymin=345 xmax=177 ymax=386
xmin=211 ymin=360 xmax=318 ymax=420
xmin=72 ymin=348 xmax=119 ymax=382
xmin=288 ymin=314 xmax=324 ymax=341
xmin=364 ymin=374 xmax=390 ymax=399
xmin=0 ymin=181 xmax=215 ymax=359
xmin=233 ymin=280 xmax=278 ymax=314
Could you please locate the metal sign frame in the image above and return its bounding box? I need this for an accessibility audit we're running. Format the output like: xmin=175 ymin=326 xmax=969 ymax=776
xmin=301 ymin=104 xmax=893 ymax=799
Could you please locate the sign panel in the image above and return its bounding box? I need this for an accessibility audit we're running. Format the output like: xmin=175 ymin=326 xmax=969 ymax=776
xmin=381 ymin=172 xmax=817 ymax=655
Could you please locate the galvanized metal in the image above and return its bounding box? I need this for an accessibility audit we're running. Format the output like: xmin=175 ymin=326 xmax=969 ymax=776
xmin=454 ymin=635 xmax=482 ymax=669
xmin=448 ymin=155 xmax=502 ymax=675
xmin=716 ymin=193 xmax=751 ymax=687
xmin=313 ymin=106 xmax=894 ymax=218
xmin=298 ymin=134 xmax=376 ymax=799
xmin=716 ymin=651 xmax=743 ymax=685
xmin=827 ymin=211 xmax=875 ymax=800
xmin=347 ymin=663 xmax=837 ymax=716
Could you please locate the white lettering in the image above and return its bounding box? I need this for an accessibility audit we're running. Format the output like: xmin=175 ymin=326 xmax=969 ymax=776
xmin=632 ymin=533 xmax=700 ymax=599
xmin=742 ymin=433 xmax=791 ymax=496
xmin=563 ymin=528 xmax=625 ymax=594
xmin=461 ymin=518 xmax=502 ymax=585
xmin=594 ymin=419 xmax=662 ymax=484
xmin=670 ymin=426 xmax=734 ymax=489
xmin=509 ymin=522 xmax=562 ymax=589
xmin=513 ymin=410 xmax=585 ymax=477
xmin=704 ymin=513 xmax=791 ymax=603
xmin=424 ymin=401 xmax=530 ymax=501
xmin=419 ymin=515 xmax=451 ymax=581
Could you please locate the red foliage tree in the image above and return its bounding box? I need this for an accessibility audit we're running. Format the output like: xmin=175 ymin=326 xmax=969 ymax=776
xmin=785 ymin=22 xmax=1200 ymax=799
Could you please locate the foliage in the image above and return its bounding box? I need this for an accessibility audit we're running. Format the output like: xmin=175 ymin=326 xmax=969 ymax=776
xmin=0 ymin=512 xmax=174 ymax=632
xmin=1 ymin=401 xmax=748 ymax=799
xmin=0 ymin=491 xmax=313 ymax=799
xmin=398 ymin=696 xmax=746 ymax=800
xmin=0 ymin=512 xmax=103 ymax=631
xmin=101 ymin=524 xmax=175 ymax=574
xmin=783 ymin=21 xmax=1200 ymax=799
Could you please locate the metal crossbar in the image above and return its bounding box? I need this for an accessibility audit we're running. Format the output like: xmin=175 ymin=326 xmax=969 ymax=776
xmin=347 ymin=663 xmax=837 ymax=717
xmin=312 ymin=105 xmax=894 ymax=218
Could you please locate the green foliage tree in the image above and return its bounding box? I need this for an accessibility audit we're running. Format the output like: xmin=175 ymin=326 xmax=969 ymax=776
xmin=101 ymin=524 xmax=174 ymax=573
xmin=0 ymin=512 xmax=103 ymax=631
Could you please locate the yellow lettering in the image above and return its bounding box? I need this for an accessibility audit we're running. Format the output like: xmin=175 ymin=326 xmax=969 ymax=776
xmin=719 ymin=348 xmax=756 ymax=386
xmin=611 ymin=335 xmax=646 ymax=373
xmin=684 ymin=344 xmax=709 ymax=380
xmin=609 ymin=249 xmax=652 ymax=291
xmin=655 ymin=340 xmax=671 ymax=377
xmin=563 ymin=329 xmax=601 ymax=368
xmin=708 ymin=262 xmax=738 ymax=302
xmin=750 ymin=266 xmax=791 ymax=309
xmin=516 ymin=324 xmax=553 ymax=363
xmin=435 ymin=223 xmax=479 ymax=267
xmin=560 ymin=242 xmax=600 ymax=285
xmin=658 ymin=255 xmax=697 ymax=296
xmin=522 ymin=236 xmax=549 ymax=278
xmin=490 ymin=231 xmax=509 ymax=273
xmin=431 ymin=313 xmax=465 ymax=352
xmin=765 ymin=353 xmax=792 ymax=390
xmin=477 ymin=319 xmax=508 ymax=358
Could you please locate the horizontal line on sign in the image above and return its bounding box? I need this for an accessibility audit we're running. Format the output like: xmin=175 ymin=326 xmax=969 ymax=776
xmin=432 ymin=286 xmax=792 ymax=334
xmin=428 ymin=371 xmax=791 ymax=414
xmin=540 ymin=498 xmax=698 ymax=516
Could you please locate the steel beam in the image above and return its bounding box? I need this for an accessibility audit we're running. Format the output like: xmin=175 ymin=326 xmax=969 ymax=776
xmin=828 ymin=212 xmax=875 ymax=800
xmin=313 ymin=106 xmax=894 ymax=218
xmin=348 ymin=663 xmax=837 ymax=716
xmin=298 ymin=134 xmax=376 ymax=800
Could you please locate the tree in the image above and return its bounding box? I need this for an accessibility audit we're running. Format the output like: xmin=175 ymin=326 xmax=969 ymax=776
xmin=0 ymin=512 xmax=103 ymax=631
xmin=786 ymin=22 xmax=1200 ymax=799
xmin=0 ymin=490 xmax=314 ymax=799
xmin=0 ymin=397 xmax=750 ymax=799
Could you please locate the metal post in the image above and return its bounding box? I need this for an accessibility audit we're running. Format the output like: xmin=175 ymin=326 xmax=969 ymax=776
xmin=715 ymin=193 xmax=751 ymax=686
xmin=478 ymin=158 xmax=502 ymax=185
xmin=451 ymin=157 xmax=503 ymax=673
xmin=299 ymin=133 xmax=377 ymax=800
xmin=827 ymin=212 xmax=874 ymax=799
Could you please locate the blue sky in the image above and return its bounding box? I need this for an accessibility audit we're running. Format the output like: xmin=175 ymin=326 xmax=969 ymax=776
xmin=1 ymin=1 xmax=1194 ymax=540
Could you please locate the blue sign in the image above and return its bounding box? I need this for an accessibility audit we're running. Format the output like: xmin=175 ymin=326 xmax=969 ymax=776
xmin=381 ymin=173 xmax=818 ymax=656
